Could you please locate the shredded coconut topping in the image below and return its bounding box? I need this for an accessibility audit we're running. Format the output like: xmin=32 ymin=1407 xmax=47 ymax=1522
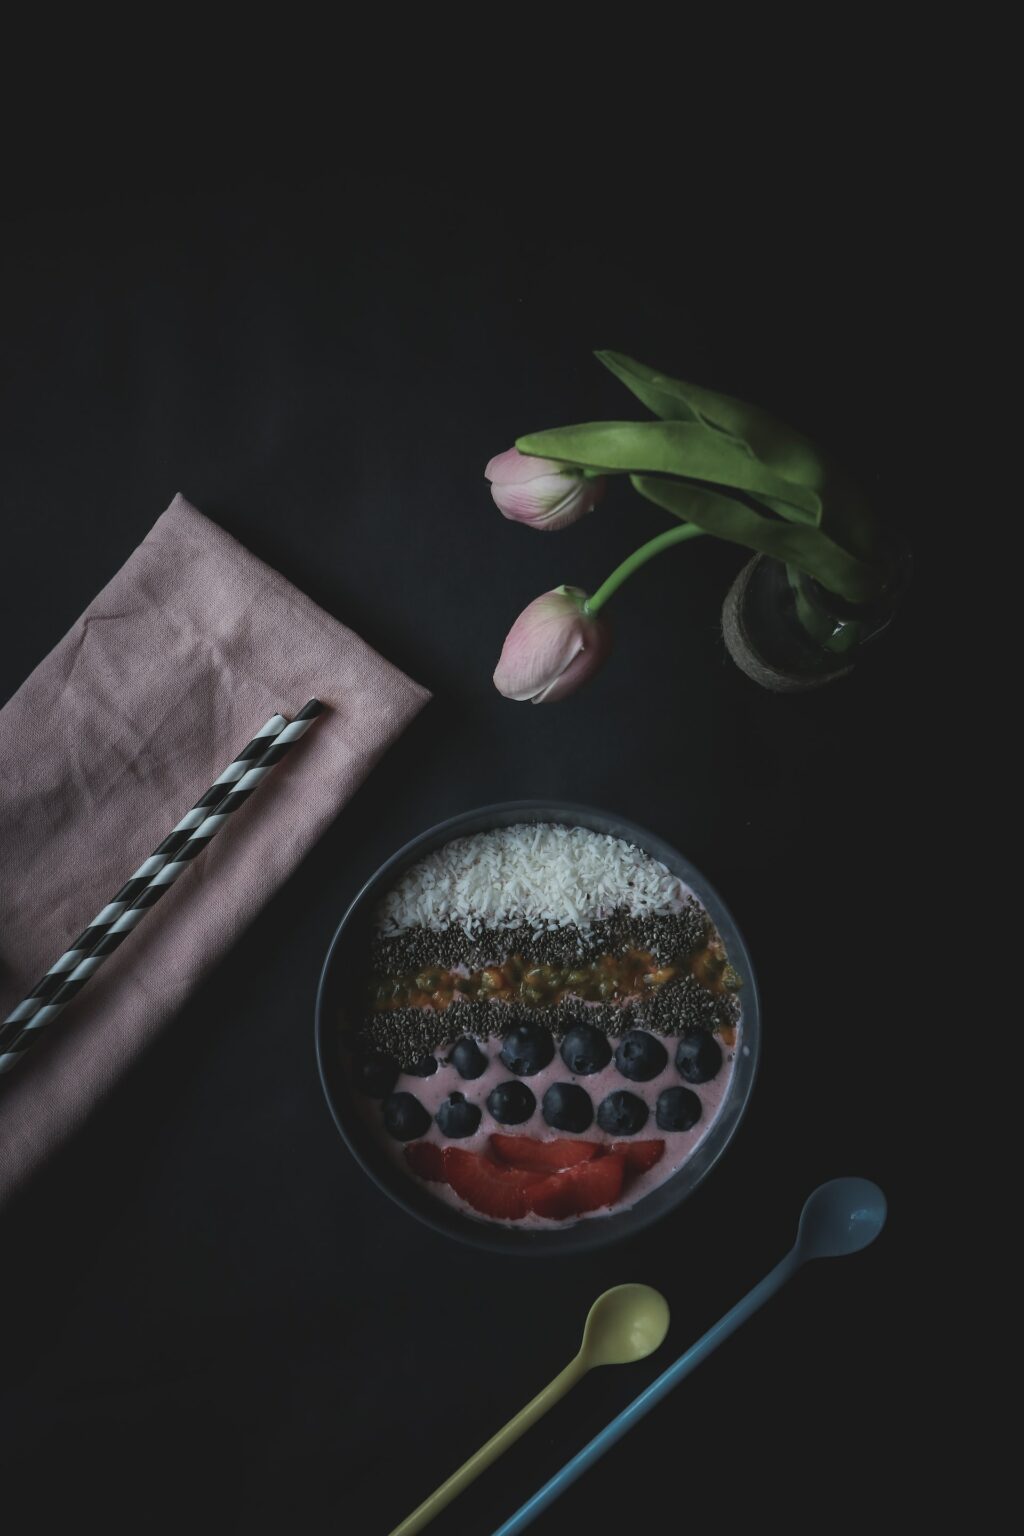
xmin=376 ymin=823 xmax=690 ymax=936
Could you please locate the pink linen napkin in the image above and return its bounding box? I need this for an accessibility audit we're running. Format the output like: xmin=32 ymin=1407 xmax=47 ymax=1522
xmin=0 ymin=493 xmax=430 ymax=1204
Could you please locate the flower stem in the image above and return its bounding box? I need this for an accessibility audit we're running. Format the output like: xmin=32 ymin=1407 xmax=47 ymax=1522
xmin=585 ymin=523 xmax=705 ymax=616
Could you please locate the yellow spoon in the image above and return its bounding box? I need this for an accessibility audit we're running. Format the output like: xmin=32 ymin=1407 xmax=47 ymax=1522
xmin=389 ymin=1283 xmax=671 ymax=1536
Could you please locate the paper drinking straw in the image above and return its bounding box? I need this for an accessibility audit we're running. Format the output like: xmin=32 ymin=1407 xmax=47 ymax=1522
xmin=0 ymin=713 xmax=290 ymax=1038
xmin=0 ymin=702 xmax=323 ymax=1078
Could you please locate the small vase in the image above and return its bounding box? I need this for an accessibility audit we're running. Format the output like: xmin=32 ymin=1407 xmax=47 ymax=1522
xmin=721 ymin=545 xmax=909 ymax=692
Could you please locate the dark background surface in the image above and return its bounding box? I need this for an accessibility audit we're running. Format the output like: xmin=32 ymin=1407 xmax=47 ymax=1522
xmin=0 ymin=173 xmax=927 ymax=1530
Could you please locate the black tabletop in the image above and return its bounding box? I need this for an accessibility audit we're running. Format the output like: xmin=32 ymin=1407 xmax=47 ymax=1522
xmin=0 ymin=174 xmax=924 ymax=1530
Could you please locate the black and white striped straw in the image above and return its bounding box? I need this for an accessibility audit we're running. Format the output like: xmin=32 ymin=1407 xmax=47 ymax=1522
xmin=0 ymin=702 xmax=322 ymax=1078
xmin=1 ymin=713 xmax=289 ymax=1037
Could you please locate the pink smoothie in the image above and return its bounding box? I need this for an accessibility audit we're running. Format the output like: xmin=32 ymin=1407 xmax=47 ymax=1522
xmin=355 ymin=1019 xmax=741 ymax=1228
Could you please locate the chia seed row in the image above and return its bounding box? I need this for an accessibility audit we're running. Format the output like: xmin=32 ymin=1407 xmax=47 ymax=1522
xmin=638 ymin=971 xmax=740 ymax=1034
xmin=368 ymin=904 xmax=710 ymax=977
xmin=353 ymin=977 xmax=740 ymax=1067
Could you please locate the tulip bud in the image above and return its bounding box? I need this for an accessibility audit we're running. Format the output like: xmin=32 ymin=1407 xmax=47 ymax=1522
xmin=493 ymin=585 xmax=612 ymax=704
xmin=485 ymin=448 xmax=605 ymax=531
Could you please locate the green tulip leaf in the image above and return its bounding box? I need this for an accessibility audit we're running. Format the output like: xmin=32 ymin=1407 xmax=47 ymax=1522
xmin=516 ymin=420 xmax=822 ymax=525
xmin=630 ymin=475 xmax=884 ymax=604
xmin=594 ymin=351 xmax=706 ymax=426
xmin=596 ymin=350 xmax=825 ymax=487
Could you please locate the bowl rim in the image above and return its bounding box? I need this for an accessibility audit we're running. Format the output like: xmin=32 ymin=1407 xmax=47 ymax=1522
xmin=314 ymin=800 xmax=761 ymax=1255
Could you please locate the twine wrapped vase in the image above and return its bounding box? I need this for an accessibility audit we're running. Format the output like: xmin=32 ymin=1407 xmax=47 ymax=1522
xmin=721 ymin=543 xmax=910 ymax=692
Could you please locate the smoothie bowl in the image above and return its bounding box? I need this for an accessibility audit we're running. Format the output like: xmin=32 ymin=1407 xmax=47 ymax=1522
xmin=315 ymin=803 xmax=760 ymax=1254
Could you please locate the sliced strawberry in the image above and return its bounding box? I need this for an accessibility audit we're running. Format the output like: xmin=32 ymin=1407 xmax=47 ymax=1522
xmin=528 ymin=1153 xmax=626 ymax=1220
xmin=442 ymin=1148 xmax=545 ymax=1220
xmin=609 ymin=1139 xmax=666 ymax=1174
xmin=470 ymin=1158 xmax=548 ymax=1185
xmin=404 ymin=1141 xmax=447 ymax=1182
xmin=524 ymin=1169 xmax=582 ymax=1220
xmin=490 ymin=1133 xmax=601 ymax=1171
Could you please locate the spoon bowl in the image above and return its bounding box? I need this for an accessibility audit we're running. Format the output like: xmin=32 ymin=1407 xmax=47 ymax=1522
xmin=795 ymin=1177 xmax=887 ymax=1261
xmin=579 ymin=1284 xmax=672 ymax=1368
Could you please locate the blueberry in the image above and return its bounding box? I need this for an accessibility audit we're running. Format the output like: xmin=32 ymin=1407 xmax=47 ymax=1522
xmin=656 ymin=1086 xmax=703 ymax=1132
xmin=542 ymin=1082 xmax=594 ymax=1134
xmin=436 ymin=1092 xmax=482 ymax=1139
xmin=596 ymin=1090 xmax=649 ymax=1136
xmin=382 ymin=1091 xmax=431 ymax=1142
xmin=351 ymin=1048 xmax=398 ymax=1099
xmin=487 ymin=1080 xmax=537 ymax=1125
xmin=448 ymin=1037 xmax=488 ymax=1080
xmin=405 ymin=1054 xmax=439 ymax=1077
xmin=674 ymin=1031 xmax=722 ymax=1084
xmin=500 ymin=1022 xmax=555 ymax=1076
xmin=614 ymin=1030 xmax=668 ymax=1082
xmin=560 ymin=1022 xmax=612 ymax=1076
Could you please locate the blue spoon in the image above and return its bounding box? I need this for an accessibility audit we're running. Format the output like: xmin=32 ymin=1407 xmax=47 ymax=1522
xmin=493 ymin=1177 xmax=887 ymax=1536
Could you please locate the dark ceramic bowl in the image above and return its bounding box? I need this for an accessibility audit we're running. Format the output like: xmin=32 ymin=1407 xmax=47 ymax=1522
xmin=315 ymin=802 xmax=760 ymax=1255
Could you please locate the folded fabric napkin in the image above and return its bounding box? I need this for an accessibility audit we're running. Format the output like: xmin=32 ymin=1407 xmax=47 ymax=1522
xmin=0 ymin=494 xmax=430 ymax=1204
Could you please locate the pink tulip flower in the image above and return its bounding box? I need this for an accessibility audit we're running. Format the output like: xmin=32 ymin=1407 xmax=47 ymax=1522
xmin=493 ymin=585 xmax=612 ymax=704
xmin=485 ymin=448 xmax=605 ymax=531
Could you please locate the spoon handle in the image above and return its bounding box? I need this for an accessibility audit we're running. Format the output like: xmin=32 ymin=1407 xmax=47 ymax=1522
xmin=492 ymin=1252 xmax=802 ymax=1536
xmin=390 ymin=1356 xmax=585 ymax=1536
